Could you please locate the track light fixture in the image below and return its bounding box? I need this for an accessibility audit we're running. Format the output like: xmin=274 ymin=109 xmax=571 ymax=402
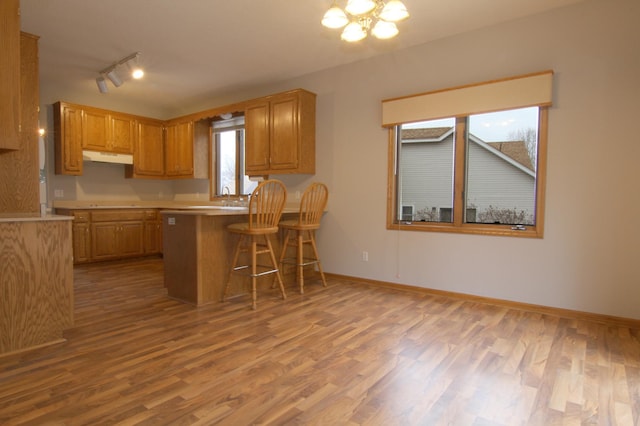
xmin=96 ymin=52 xmax=144 ymax=93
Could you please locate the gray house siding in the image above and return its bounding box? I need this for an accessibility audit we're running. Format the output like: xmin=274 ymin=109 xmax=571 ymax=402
xmin=399 ymin=133 xmax=535 ymax=223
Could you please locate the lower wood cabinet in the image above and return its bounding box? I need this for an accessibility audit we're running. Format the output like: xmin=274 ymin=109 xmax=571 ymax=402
xmin=56 ymin=208 xmax=162 ymax=264
xmin=143 ymin=209 xmax=163 ymax=255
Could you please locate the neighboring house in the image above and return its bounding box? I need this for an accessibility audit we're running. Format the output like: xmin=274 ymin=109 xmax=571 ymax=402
xmin=399 ymin=127 xmax=536 ymax=224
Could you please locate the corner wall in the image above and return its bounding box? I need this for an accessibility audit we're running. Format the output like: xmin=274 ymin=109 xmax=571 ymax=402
xmin=276 ymin=0 xmax=640 ymax=319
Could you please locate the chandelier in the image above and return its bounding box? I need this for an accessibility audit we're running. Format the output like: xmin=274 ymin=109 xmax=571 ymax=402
xmin=321 ymin=0 xmax=410 ymax=42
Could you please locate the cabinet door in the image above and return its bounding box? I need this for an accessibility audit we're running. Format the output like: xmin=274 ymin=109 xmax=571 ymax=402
xmin=133 ymin=120 xmax=165 ymax=177
xmin=82 ymin=109 xmax=109 ymax=151
xmin=269 ymin=94 xmax=299 ymax=171
xmin=144 ymin=219 xmax=162 ymax=254
xmin=54 ymin=104 xmax=83 ymax=175
xmin=72 ymin=222 xmax=91 ymax=263
xmin=245 ymin=101 xmax=270 ymax=173
xmin=119 ymin=222 xmax=145 ymax=256
xmin=91 ymin=222 xmax=120 ymax=260
xmin=109 ymin=114 xmax=135 ymax=154
xmin=0 ymin=0 xmax=20 ymax=150
xmin=91 ymin=221 xmax=144 ymax=259
xmin=165 ymin=122 xmax=194 ymax=177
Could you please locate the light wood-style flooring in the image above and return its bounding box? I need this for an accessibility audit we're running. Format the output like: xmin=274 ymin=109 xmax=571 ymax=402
xmin=1 ymin=257 xmax=639 ymax=425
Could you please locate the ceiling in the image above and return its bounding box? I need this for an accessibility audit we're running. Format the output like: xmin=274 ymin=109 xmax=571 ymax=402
xmin=20 ymin=0 xmax=584 ymax=118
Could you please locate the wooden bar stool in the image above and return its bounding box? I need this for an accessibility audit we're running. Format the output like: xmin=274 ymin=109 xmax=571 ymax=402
xmin=278 ymin=182 xmax=328 ymax=294
xmin=223 ymin=179 xmax=287 ymax=310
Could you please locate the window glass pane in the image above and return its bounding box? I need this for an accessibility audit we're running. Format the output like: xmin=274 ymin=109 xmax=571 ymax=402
xmin=398 ymin=117 xmax=456 ymax=223
xmin=217 ymin=130 xmax=237 ymax=195
xmin=466 ymin=107 xmax=538 ymax=225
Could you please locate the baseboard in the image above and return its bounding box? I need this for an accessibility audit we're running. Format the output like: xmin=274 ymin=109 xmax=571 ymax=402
xmin=325 ymin=273 xmax=640 ymax=329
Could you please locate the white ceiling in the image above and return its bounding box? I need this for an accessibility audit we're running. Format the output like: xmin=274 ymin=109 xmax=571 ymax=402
xmin=20 ymin=0 xmax=584 ymax=117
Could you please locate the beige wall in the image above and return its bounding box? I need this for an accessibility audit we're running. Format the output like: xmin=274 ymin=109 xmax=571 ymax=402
xmin=43 ymin=0 xmax=640 ymax=319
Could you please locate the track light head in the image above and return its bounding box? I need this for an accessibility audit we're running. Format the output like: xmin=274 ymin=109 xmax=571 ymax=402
xmin=105 ymin=69 xmax=122 ymax=87
xmin=96 ymin=76 xmax=108 ymax=93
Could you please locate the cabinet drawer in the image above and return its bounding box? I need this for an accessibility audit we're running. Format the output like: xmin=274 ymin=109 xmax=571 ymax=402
xmin=91 ymin=210 xmax=145 ymax=222
xmin=144 ymin=210 xmax=158 ymax=221
xmin=73 ymin=211 xmax=90 ymax=222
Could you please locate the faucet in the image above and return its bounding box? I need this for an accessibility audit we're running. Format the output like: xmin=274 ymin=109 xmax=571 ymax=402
xmin=223 ymin=186 xmax=231 ymax=205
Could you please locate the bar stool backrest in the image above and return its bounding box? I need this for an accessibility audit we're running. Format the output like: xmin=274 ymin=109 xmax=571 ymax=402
xmin=248 ymin=179 xmax=287 ymax=230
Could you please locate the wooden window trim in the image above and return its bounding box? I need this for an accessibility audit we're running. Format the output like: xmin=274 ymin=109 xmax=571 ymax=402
xmin=386 ymin=107 xmax=548 ymax=239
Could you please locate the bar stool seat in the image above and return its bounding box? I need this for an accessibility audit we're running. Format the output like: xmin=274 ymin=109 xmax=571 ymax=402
xmin=278 ymin=182 xmax=329 ymax=294
xmin=223 ymin=179 xmax=287 ymax=310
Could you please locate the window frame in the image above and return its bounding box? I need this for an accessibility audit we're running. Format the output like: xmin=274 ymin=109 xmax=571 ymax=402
xmin=386 ymin=107 xmax=548 ymax=238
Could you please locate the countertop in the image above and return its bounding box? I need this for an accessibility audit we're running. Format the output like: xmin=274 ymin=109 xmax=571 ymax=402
xmin=52 ymin=200 xmax=303 ymax=215
xmin=0 ymin=214 xmax=74 ymax=223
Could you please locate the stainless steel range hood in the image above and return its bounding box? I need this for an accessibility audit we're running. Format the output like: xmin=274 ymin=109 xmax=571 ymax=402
xmin=82 ymin=150 xmax=133 ymax=165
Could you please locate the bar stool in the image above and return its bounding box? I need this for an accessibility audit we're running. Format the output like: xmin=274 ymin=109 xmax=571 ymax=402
xmin=278 ymin=182 xmax=328 ymax=294
xmin=223 ymin=179 xmax=287 ymax=310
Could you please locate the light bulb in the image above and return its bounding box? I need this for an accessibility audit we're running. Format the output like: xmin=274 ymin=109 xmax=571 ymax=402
xmin=372 ymin=20 xmax=399 ymax=39
xmin=379 ymin=0 xmax=409 ymax=22
xmin=345 ymin=0 xmax=376 ymax=16
xmin=341 ymin=21 xmax=367 ymax=42
xmin=322 ymin=5 xmax=349 ymax=28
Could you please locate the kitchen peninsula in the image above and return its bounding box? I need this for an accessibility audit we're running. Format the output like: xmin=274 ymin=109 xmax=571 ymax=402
xmin=161 ymin=207 xmax=300 ymax=306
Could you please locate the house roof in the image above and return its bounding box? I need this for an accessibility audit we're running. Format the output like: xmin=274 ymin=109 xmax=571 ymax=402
xmin=401 ymin=127 xmax=451 ymax=140
xmin=487 ymin=142 xmax=534 ymax=171
xmin=401 ymin=127 xmax=535 ymax=173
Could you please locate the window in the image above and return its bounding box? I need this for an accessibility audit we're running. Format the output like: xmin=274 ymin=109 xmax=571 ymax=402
xmin=383 ymin=71 xmax=552 ymax=237
xmin=210 ymin=116 xmax=258 ymax=197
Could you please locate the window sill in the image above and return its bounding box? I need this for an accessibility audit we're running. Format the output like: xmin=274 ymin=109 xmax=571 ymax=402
xmin=387 ymin=221 xmax=543 ymax=238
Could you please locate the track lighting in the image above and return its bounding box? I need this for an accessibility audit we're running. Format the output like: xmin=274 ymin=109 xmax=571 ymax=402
xmin=96 ymin=52 xmax=144 ymax=93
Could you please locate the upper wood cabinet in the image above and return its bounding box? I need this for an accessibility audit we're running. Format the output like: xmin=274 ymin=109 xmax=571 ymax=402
xmin=165 ymin=121 xmax=194 ymax=178
xmin=54 ymin=102 xmax=84 ymax=176
xmin=0 ymin=0 xmax=20 ymax=151
xmin=126 ymin=118 xmax=165 ymax=178
xmin=82 ymin=108 xmax=134 ymax=154
xmin=245 ymin=89 xmax=316 ymax=176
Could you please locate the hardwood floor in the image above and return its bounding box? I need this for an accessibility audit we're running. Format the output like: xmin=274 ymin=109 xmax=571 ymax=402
xmin=1 ymin=257 xmax=639 ymax=425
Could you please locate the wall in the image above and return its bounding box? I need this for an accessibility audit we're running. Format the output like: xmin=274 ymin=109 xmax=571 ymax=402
xmin=42 ymin=0 xmax=640 ymax=319
xmin=277 ymin=0 xmax=640 ymax=320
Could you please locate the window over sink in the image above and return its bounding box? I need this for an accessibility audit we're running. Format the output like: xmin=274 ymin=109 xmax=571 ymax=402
xmin=209 ymin=115 xmax=258 ymax=198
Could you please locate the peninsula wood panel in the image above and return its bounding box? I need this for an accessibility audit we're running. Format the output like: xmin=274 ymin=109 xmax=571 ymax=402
xmin=0 ymin=219 xmax=73 ymax=355
xmin=162 ymin=212 xmax=298 ymax=306
xmin=0 ymin=33 xmax=40 ymax=215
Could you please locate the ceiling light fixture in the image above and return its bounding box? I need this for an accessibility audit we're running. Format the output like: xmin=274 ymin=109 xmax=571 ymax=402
xmin=322 ymin=0 xmax=409 ymax=42
xmin=96 ymin=52 xmax=144 ymax=93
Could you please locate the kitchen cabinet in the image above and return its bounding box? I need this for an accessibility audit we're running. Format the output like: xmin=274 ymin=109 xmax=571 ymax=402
xmin=70 ymin=210 xmax=91 ymax=263
xmin=126 ymin=118 xmax=165 ymax=178
xmin=245 ymin=89 xmax=316 ymax=176
xmin=143 ymin=209 xmax=163 ymax=254
xmin=56 ymin=208 xmax=161 ymax=264
xmin=91 ymin=210 xmax=145 ymax=261
xmin=165 ymin=120 xmax=194 ymax=177
xmin=54 ymin=102 xmax=84 ymax=175
xmin=0 ymin=0 xmax=20 ymax=151
xmin=82 ymin=108 xmax=135 ymax=154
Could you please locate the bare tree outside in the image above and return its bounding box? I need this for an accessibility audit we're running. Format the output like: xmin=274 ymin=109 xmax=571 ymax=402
xmin=508 ymin=127 xmax=537 ymax=170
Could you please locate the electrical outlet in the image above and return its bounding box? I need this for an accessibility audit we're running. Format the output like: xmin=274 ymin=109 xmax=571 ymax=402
xmin=295 ymin=190 xmax=301 ymax=200
xmin=54 ymin=189 xmax=64 ymax=198
xmin=362 ymin=251 xmax=368 ymax=261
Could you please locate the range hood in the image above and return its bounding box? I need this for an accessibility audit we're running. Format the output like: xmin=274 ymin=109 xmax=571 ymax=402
xmin=82 ymin=150 xmax=133 ymax=165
